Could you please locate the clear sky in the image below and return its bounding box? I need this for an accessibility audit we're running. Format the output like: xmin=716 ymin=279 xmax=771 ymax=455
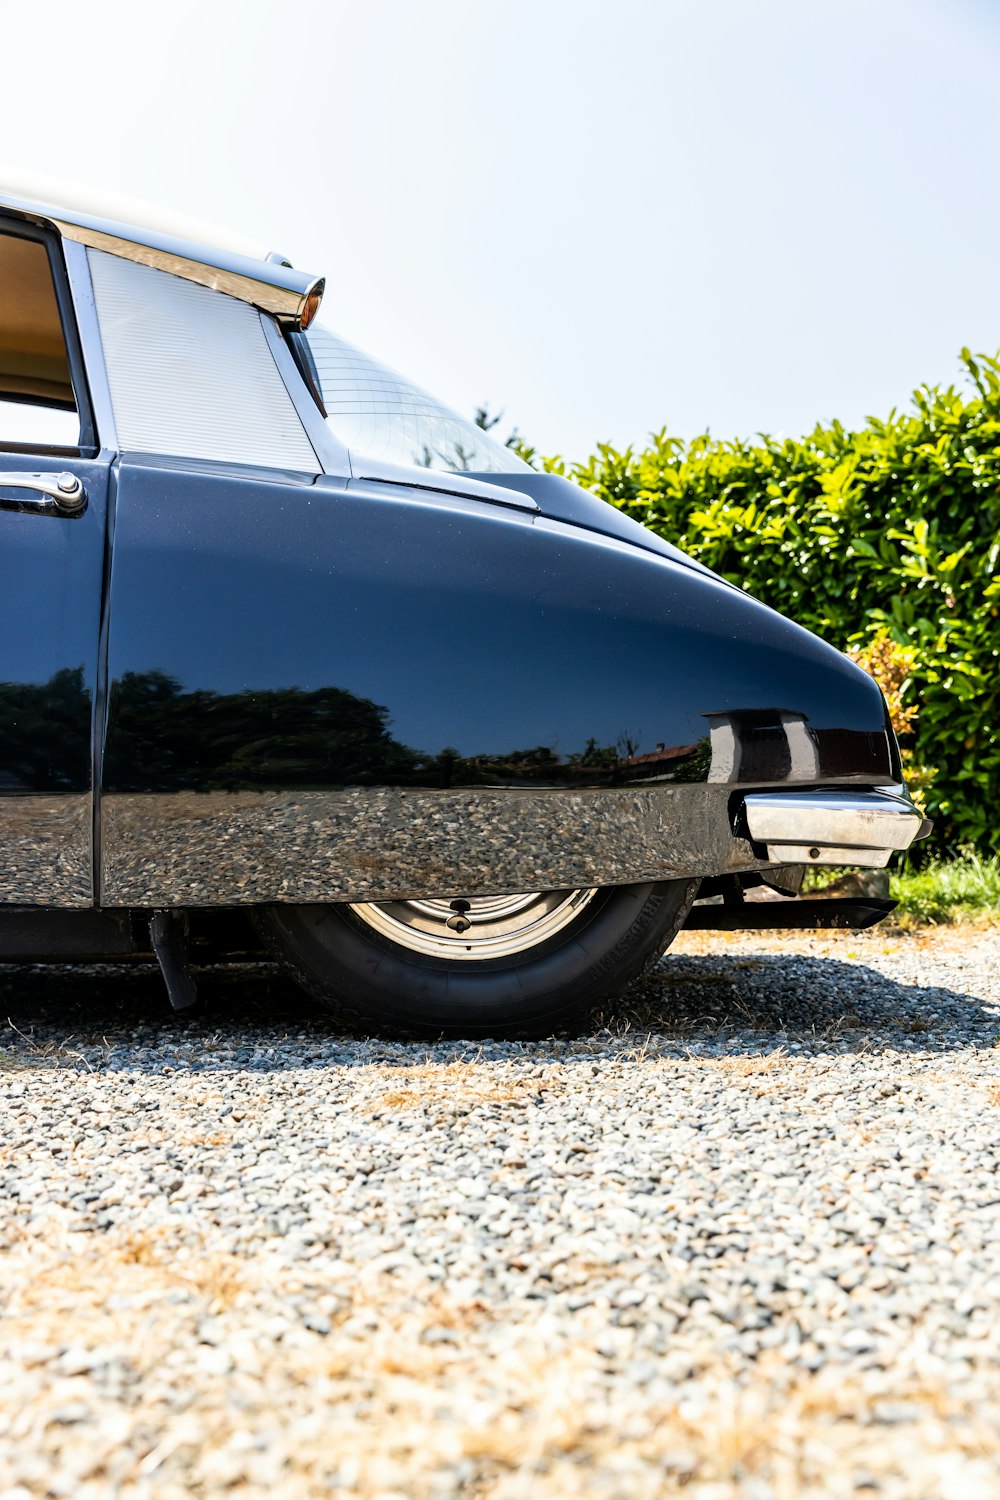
xmin=4 ymin=0 xmax=999 ymax=459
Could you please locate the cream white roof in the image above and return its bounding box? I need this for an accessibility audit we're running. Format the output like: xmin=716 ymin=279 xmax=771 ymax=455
xmin=0 ymin=170 xmax=320 ymax=325
xmin=0 ymin=169 xmax=271 ymax=262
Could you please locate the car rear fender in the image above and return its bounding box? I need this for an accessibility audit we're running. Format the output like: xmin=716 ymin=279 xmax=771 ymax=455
xmin=98 ymin=460 xmax=900 ymax=905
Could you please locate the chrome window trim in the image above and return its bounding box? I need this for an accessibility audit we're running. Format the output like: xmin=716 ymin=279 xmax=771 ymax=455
xmin=61 ymin=239 xmax=119 ymax=455
xmin=259 ymin=314 xmax=352 ymax=479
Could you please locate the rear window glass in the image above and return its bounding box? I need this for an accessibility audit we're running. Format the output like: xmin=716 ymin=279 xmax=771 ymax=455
xmin=298 ymin=324 xmax=531 ymax=476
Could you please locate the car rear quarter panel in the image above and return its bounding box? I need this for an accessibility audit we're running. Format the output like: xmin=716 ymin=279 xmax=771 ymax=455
xmin=98 ymin=459 xmax=897 ymax=905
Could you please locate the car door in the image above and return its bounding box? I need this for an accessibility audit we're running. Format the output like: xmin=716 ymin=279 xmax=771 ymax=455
xmin=0 ymin=221 xmax=110 ymax=905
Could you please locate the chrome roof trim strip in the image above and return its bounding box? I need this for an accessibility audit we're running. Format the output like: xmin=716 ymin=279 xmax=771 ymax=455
xmin=0 ymin=189 xmax=322 ymax=326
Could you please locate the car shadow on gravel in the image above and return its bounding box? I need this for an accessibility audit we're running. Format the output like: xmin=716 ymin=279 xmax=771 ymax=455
xmin=0 ymin=945 xmax=997 ymax=1071
xmin=614 ymin=950 xmax=1000 ymax=1055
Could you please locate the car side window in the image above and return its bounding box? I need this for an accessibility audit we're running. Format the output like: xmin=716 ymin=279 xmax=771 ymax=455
xmin=0 ymin=230 xmax=80 ymax=450
xmin=87 ymin=250 xmax=318 ymax=471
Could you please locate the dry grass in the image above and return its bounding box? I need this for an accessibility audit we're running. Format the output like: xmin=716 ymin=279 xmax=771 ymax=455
xmin=3 ymin=1015 xmax=97 ymax=1071
xmin=2 ymin=1132 xmax=998 ymax=1494
xmin=699 ymin=1050 xmax=784 ymax=1078
xmin=2 ymin=1216 xmax=997 ymax=1499
xmin=363 ymin=1058 xmax=564 ymax=1116
xmin=361 ymin=1054 xmax=791 ymax=1121
xmin=8 ymin=1226 xmax=248 ymax=1320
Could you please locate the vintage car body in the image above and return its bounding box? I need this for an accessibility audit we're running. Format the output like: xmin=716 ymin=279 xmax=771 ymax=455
xmin=0 ymin=179 xmax=927 ymax=1034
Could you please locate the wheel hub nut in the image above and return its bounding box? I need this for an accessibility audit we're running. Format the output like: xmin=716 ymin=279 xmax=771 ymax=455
xmin=446 ymin=899 xmax=472 ymax=934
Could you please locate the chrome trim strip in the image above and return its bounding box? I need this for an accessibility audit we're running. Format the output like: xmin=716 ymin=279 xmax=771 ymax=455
xmin=348 ymin=456 xmax=540 ymax=512
xmin=744 ymin=787 xmax=924 ymax=854
xmin=259 ymin=314 xmax=352 ymax=478
xmin=62 ymin=239 xmax=119 ymax=454
xmin=0 ymin=189 xmax=321 ymax=325
xmin=61 ymin=224 xmax=323 ymax=325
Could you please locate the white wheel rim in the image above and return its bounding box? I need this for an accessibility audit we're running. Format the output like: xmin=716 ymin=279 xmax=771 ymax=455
xmin=346 ymin=889 xmax=598 ymax=961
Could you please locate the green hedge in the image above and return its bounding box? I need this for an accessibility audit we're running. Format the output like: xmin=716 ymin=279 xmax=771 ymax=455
xmin=542 ymin=350 xmax=1000 ymax=851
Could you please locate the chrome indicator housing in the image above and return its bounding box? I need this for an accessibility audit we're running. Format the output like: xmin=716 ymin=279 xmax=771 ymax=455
xmin=743 ymin=786 xmax=928 ymax=868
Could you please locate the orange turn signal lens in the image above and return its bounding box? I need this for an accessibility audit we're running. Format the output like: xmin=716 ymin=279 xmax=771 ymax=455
xmin=300 ymin=285 xmax=323 ymax=330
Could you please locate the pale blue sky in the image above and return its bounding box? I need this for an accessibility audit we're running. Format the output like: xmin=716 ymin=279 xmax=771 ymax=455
xmin=5 ymin=0 xmax=999 ymax=458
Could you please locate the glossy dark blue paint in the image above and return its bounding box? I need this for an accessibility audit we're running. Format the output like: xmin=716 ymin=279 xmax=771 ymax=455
xmin=464 ymin=470 xmax=720 ymax=579
xmin=0 ymin=454 xmax=110 ymax=902
xmin=101 ymin=457 xmax=896 ymax=802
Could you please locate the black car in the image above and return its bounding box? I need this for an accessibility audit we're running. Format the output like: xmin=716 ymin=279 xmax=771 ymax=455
xmin=0 ymin=179 xmax=926 ymax=1035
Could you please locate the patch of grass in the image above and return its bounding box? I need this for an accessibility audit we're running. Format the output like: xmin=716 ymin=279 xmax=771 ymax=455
xmin=890 ymin=852 xmax=1000 ymax=927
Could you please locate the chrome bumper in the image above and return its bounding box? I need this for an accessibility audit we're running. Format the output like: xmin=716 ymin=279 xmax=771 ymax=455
xmin=743 ymin=786 xmax=929 ymax=868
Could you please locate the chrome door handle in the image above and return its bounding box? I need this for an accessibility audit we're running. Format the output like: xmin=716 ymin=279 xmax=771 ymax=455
xmin=0 ymin=471 xmax=87 ymax=516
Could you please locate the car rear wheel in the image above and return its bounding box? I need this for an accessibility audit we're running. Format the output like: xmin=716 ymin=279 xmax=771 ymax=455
xmin=256 ymin=878 xmax=699 ymax=1038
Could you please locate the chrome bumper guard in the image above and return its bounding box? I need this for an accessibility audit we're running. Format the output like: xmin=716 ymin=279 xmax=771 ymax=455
xmin=742 ymin=786 xmax=929 ymax=868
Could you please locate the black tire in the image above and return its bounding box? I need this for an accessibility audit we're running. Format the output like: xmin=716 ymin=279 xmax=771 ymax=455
xmin=255 ymin=879 xmax=699 ymax=1039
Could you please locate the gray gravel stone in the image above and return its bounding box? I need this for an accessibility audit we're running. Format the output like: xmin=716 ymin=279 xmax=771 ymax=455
xmin=0 ymin=925 xmax=999 ymax=1498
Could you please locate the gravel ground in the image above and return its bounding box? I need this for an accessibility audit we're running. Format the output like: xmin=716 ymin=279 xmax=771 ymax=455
xmin=1 ymin=924 xmax=1000 ymax=1499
